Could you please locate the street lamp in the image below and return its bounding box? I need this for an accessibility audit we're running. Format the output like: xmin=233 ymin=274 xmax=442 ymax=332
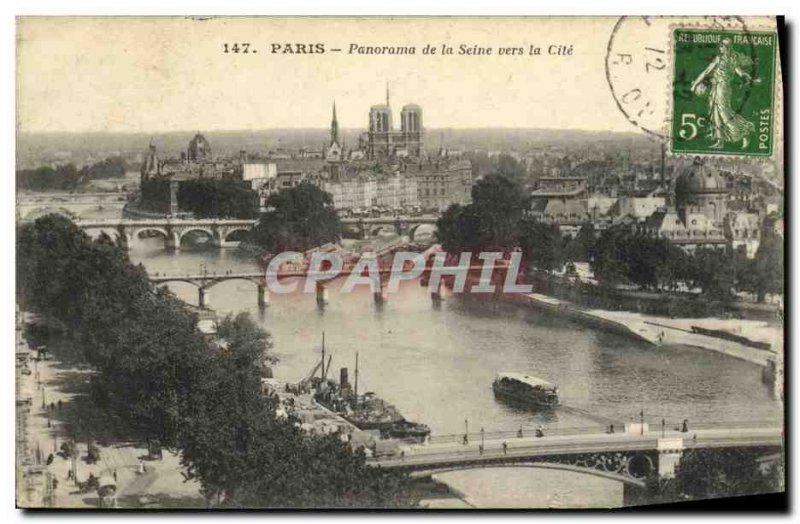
xmin=640 ymin=409 xmax=644 ymax=436
xmin=464 ymin=418 xmax=469 ymax=444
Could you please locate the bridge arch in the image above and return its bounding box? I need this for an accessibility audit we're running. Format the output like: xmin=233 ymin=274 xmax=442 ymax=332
xmin=409 ymin=459 xmax=649 ymax=488
xmin=222 ymin=228 xmax=250 ymax=243
xmin=178 ymin=227 xmax=218 ymax=248
xmin=132 ymin=227 xmax=170 ymax=240
xmin=203 ymin=276 xmax=262 ymax=290
xmin=370 ymin=224 xmax=398 ymax=237
xmin=410 ymin=223 xmax=437 ymax=242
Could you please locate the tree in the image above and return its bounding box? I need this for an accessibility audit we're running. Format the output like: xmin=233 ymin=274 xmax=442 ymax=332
xmin=435 ymin=204 xmax=480 ymax=252
xmin=470 ymin=174 xmax=528 ymax=248
xmin=494 ymin=153 xmax=527 ymax=187
xmin=656 ymin=243 xmax=691 ymax=292
xmin=250 ymin=183 xmax=342 ymax=252
xmin=436 ymin=174 xmax=527 ymax=252
xmin=16 ymin=164 xmax=83 ymax=191
xmin=177 ymin=178 xmax=258 ymax=219
xmin=81 ymin=156 xmax=128 ymax=179
xmin=18 ymin=213 xmax=417 ymax=507
xmin=749 ymin=221 xmax=784 ymax=302
xmin=646 ymin=449 xmax=784 ymax=503
xmin=180 ymin=313 xmax=416 ymax=508
xmin=563 ymin=222 xmax=596 ymax=263
xmin=687 ymin=248 xmax=736 ymax=301
xmin=590 ymin=226 xmax=632 ymax=288
xmin=518 ymin=219 xmax=562 ymax=272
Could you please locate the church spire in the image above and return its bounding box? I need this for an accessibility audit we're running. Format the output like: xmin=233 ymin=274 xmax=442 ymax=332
xmin=330 ymin=100 xmax=339 ymax=145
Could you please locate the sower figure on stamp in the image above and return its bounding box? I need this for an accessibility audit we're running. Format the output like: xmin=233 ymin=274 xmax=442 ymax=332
xmin=690 ymin=37 xmax=757 ymax=150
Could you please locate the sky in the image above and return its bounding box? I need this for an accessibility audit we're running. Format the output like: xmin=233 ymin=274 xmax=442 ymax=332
xmin=15 ymin=16 xmax=777 ymax=135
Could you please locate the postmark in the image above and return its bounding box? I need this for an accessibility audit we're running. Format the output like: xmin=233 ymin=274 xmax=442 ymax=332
xmin=604 ymin=15 xmax=776 ymax=151
xmin=670 ymin=28 xmax=777 ymax=157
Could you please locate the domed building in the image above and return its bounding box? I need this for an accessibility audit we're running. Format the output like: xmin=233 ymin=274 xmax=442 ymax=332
xmin=187 ymin=133 xmax=212 ymax=162
xmin=674 ymin=157 xmax=729 ymax=226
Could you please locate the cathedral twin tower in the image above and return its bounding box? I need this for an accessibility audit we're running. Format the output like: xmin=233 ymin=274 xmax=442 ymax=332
xmin=334 ymin=86 xmax=424 ymax=161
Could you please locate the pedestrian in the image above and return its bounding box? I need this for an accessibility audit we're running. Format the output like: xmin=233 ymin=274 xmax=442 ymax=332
xmin=478 ymin=444 xmax=484 ymax=455
xmin=462 ymin=434 xmax=468 ymax=445
xmin=536 ymin=425 xmax=545 ymax=438
xmin=400 ymin=450 xmax=405 ymax=462
xmin=113 ymin=470 xmax=118 ymax=482
xmin=57 ymin=399 xmax=62 ymax=411
xmin=681 ymin=419 xmax=689 ymax=433
xmin=517 ymin=427 xmax=524 ymax=438
xmin=502 ymin=441 xmax=508 ymax=455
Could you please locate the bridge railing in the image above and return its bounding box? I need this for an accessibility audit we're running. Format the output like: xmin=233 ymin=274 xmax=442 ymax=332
xmin=428 ymin=424 xmax=610 ymax=445
xmin=425 ymin=419 xmax=782 ymax=445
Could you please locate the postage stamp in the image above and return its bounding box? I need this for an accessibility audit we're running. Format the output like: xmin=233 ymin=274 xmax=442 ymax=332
xmin=671 ymin=28 xmax=777 ymax=157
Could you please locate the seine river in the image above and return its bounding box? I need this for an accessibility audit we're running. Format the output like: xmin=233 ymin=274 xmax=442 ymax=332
xmin=128 ymin=239 xmax=782 ymax=437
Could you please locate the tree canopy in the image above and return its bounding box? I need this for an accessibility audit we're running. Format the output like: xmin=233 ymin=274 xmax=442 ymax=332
xmin=645 ymin=448 xmax=784 ymax=504
xmin=249 ymin=182 xmax=342 ymax=252
xmin=177 ymin=178 xmax=259 ymax=219
xmin=17 ymin=157 xmax=129 ymax=191
xmin=17 ymin=213 xmax=416 ymax=508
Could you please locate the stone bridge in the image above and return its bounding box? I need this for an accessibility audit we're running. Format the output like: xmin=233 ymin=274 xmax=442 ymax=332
xmin=16 ymin=192 xmax=130 ymax=220
xmin=74 ymin=218 xmax=257 ymax=250
xmin=369 ymin=421 xmax=783 ymax=488
xmin=340 ymin=216 xmax=438 ymax=241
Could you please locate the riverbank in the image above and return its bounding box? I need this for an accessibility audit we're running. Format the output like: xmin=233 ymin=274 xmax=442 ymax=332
xmin=506 ymin=292 xmax=782 ymax=370
xmin=15 ymin=313 xmax=204 ymax=509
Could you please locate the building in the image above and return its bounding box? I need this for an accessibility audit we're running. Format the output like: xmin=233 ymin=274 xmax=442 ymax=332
xmin=724 ymin=212 xmax=761 ymax=258
xmin=613 ymin=196 xmax=667 ymax=222
xmin=324 ymin=102 xmax=346 ymax=178
xmin=641 ymin=158 xmax=762 ymax=257
xmin=408 ymin=159 xmax=473 ymax=211
xmin=358 ymin=87 xmax=424 ymax=161
xmin=322 ymin=172 xmax=418 ymax=212
xmin=187 ymin=133 xmax=212 ymax=162
xmin=323 ymin=175 xmax=376 ymax=211
xmin=643 ymin=208 xmax=727 ymax=252
xmin=674 ymin=158 xmax=728 ymax=225
xmin=140 ymin=134 xmax=240 ymax=182
xmin=531 ymin=176 xmax=589 ymax=199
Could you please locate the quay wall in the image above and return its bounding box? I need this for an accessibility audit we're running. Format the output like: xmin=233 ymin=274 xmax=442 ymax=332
xmin=500 ymin=292 xmax=779 ymax=376
xmin=504 ymin=293 xmax=655 ymax=346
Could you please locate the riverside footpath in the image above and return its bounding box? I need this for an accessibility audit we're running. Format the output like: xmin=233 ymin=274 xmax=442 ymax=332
xmin=15 ymin=312 xmax=204 ymax=509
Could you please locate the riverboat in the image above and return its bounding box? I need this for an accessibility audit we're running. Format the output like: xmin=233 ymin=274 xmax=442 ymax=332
xmin=492 ymin=372 xmax=559 ymax=408
xmin=308 ymin=338 xmax=430 ymax=441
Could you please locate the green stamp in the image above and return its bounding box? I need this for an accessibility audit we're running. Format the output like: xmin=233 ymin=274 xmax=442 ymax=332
xmin=671 ymin=28 xmax=777 ymax=156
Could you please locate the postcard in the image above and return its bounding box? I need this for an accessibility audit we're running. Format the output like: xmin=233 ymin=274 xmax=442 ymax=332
xmin=15 ymin=16 xmax=784 ymax=509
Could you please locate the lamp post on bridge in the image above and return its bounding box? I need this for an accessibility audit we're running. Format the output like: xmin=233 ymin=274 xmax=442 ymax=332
xmin=640 ymin=409 xmax=644 ymax=436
